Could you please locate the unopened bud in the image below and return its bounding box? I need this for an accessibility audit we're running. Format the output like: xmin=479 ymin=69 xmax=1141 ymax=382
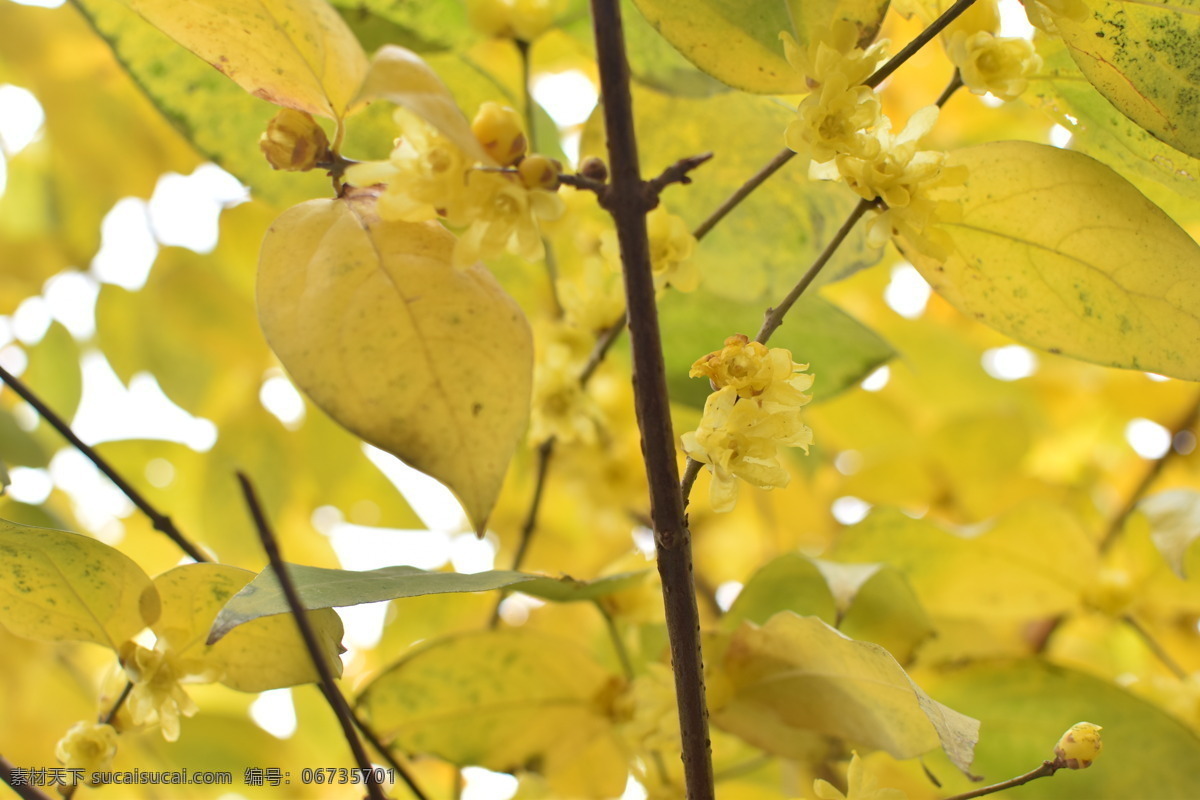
xmin=518 ymin=154 xmax=561 ymax=190
xmin=1054 ymin=722 xmax=1102 ymax=769
xmin=472 ymin=102 xmax=527 ymax=166
xmin=259 ymin=109 xmax=330 ymax=171
xmin=579 ymin=156 xmax=608 ymax=182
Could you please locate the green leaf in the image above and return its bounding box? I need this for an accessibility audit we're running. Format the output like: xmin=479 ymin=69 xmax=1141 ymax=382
xmin=117 ymin=0 xmax=367 ymax=119
xmin=723 ymin=553 xmax=838 ymax=630
xmin=903 ymin=140 xmax=1200 ymax=380
xmin=329 ymin=0 xmax=471 ymax=54
xmin=929 ymin=660 xmax=1200 ymax=799
xmin=358 ymin=629 xmax=627 ymax=798
xmin=1139 ymin=489 xmax=1200 ymax=580
xmin=629 ymin=0 xmax=803 ymax=93
xmin=0 ymin=521 xmax=160 ymax=649
xmin=657 ymin=292 xmax=893 ymax=407
xmin=714 ymin=612 xmax=979 ymax=773
xmin=1053 ymin=0 xmax=1200 ymax=160
xmin=257 ymin=195 xmax=533 ymax=534
xmin=209 ymin=562 xmax=648 ymax=642
xmin=154 ymin=563 xmax=343 ymax=693
xmin=814 ymin=559 xmax=935 ymax=663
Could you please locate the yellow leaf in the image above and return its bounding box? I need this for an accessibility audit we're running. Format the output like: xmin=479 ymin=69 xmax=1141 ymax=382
xmin=154 ymin=563 xmax=343 ymax=693
xmin=1139 ymin=489 xmax=1200 ymax=580
xmin=0 ymin=522 xmax=160 ymax=650
xmin=629 ymin=0 xmax=805 ymax=93
xmin=257 ymin=193 xmax=533 ymax=533
xmin=1054 ymin=0 xmax=1200 ymax=160
xmin=715 ymin=612 xmax=978 ymax=773
xmin=119 ymin=0 xmax=367 ymax=118
xmin=905 ymin=141 xmax=1200 ymax=380
xmin=357 ymin=630 xmax=627 ymax=798
xmin=351 ymin=45 xmax=492 ymax=164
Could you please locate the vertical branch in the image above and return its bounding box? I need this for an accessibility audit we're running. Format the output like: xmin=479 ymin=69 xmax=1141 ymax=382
xmin=235 ymin=473 xmax=387 ymax=800
xmin=589 ymin=2 xmax=715 ymax=798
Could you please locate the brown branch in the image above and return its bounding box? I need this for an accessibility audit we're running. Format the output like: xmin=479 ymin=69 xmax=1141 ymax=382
xmin=0 ymin=752 xmax=56 ymax=800
xmin=0 ymin=365 xmax=207 ymax=563
xmin=488 ymin=437 xmax=556 ymax=627
xmin=645 ymin=153 xmax=714 ymax=202
xmin=235 ymin=473 xmax=387 ymax=800
xmin=942 ymin=760 xmax=1060 ymax=800
xmin=1099 ymin=391 xmax=1200 ymax=553
xmin=865 ymin=0 xmax=979 ymax=88
xmin=590 ymin=2 xmax=714 ymax=799
xmin=692 ymin=148 xmax=795 ymax=242
xmin=347 ymin=706 xmax=430 ymax=800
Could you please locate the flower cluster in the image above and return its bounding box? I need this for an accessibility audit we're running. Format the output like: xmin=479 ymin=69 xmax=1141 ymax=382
xmin=344 ymin=102 xmax=564 ymax=267
xmin=55 ymin=722 xmax=119 ymax=786
xmin=783 ymin=24 xmax=960 ymax=257
xmin=119 ymin=640 xmax=203 ymax=742
xmin=681 ymin=334 xmax=814 ymax=512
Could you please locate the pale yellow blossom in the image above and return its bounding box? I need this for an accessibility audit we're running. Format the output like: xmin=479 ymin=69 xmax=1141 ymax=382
xmin=119 ymin=641 xmax=200 ymax=742
xmin=530 ymin=323 xmax=603 ymax=444
xmin=812 ymin=752 xmax=909 ymax=800
xmin=455 ymin=169 xmax=565 ymax=267
xmin=55 ymin=722 xmax=118 ymax=786
xmin=946 ymin=31 xmax=1042 ymax=101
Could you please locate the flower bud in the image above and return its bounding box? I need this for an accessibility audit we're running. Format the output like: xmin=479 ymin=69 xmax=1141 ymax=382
xmin=259 ymin=109 xmax=330 ymax=171
xmin=518 ymin=154 xmax=561 ymax=190
xmin=471 ymin=102 xmax=527 ymax=166
xmin=1054 ymin=722 xmax=1102 ymax=769
xmin=579 ymin=156 xmax=608 ymax=182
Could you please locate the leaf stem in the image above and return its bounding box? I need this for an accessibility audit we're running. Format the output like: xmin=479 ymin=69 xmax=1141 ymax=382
xmin=0 ymin=365 xmax=207 ymax=563
xmin=517 ymin=37 xmax=564 ymax=317
xmin=590 ymin=2 xmax=714 ymax=798
xmin=595 ymin=600 xmax=635 ymax=681
xmin=235 ymin=472 xmax=386 ymax=800
xmin=347 ymin=705 xmax=431 ymax=800
xmin=0 ymin=752 xmax=55 ymax=800
xmin=941 ymin=760 xmax=1060 ymax=800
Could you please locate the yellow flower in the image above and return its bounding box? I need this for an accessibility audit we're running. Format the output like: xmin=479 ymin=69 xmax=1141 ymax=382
xmin=690 ymin=334 xmax=813 ymax=400
xmin=782 ymin=23 xmax=889 ymax=90
xmin=467 ymin=0 xmax=564 ymax=41
xmin=812 ymin=752 xmax=909 ymax=800
xmin=646 ymin=206 xmax=699 ymax=292
xmin=55 ymin=722 xmax=118 ymax=786
xmin=471 ymin=102 xmax=527 ymax=166
xmin=946 ymin=31 xmax=1043 ymax=101
xmin=558 ymin=256 xmax=626 ymax=334
xmin=1023 ymin=0 xmax=1088 ymax=34
xmin=530 ymin=322 xmax=603 ymax=444
xmin=1054 ymin=722 xmax=1103 ymax=769
xmin=455 ymin=169 xmax=565 ymax=267
xmin=681 ymin=381 xmax=814 ymax=513
xmin=119 ymin=641 xmax=200 ymax=742
xmin=344 ymin=109 xmax=474 ymax=224
xmin=818 ymin=106 xmax=945 ymax=208
xmin=258 ymin=109 xmax=329 ymax=172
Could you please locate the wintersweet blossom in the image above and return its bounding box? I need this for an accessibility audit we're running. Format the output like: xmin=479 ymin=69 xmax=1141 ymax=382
xmin=456 ymin=169 xmax=565 ymax=267
xmin=55 ymin=722 xmax=119 ymax=785
xmin=120 ymin=641 xmax=201 ymax=742
xmin=682 ymin=336 xmax=813 ymax=512
xmin=530 ymin=323 xmax=603 ymax=444
xmin=601 ymin=204 xmax=699 ymax=292
xmin=812 ymin=752 xmax=909 ymax=800
xmin=946 ymin=31 xmax=1042 ymax=101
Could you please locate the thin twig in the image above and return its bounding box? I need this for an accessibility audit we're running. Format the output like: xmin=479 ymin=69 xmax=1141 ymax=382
xmin=692 ymin=148 xmax=795 ymax=242
xmin=942 ymin=760 xmax=1060 ymax=800
xmin=595 ymin=600 xmax=635 ymax=681
xmin=488 ymin=437 xmax=556 ymax=627
xmin=644 ymin=153 xmax=715 ymax=203
xmin=1123 ymin=613 xmax=1189 ymax=679
xmin=1099 ymin=392 xmax=1200 ymax=553
xmin=756 ymin=198 xmax=874 ymax=344
xmin=345 ymin=700 xmax=430 ymax=800
xmin=590 ymin=2 xmax=714 ymax=798
xmin=865 ymin=0 xmax=980 ymax=88
xmin=235 ymin=473 xmax=386 ymax=800
xmin=0 ymin=365 xmax=207 ymax=563
xmin=580 ymin=314 xmax=629 ymax=385
xmin=680 ymin=458 xmax=703 ymax=512
xmin=516 ymin=37 xmax=564 ymax=317
xmin=0 ymin=752 xmax=55 ymax=800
